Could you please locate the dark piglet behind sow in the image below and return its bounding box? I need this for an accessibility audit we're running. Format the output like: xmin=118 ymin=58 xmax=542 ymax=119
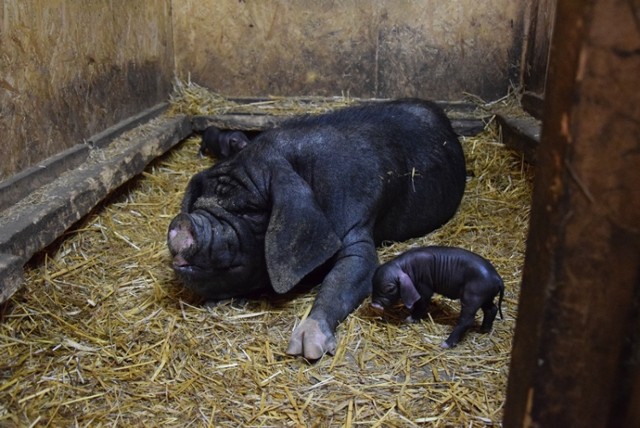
xmin=168 ymin=99 xmax=467 ymax=360
xmin=199 ymin=126 xmax=251 ymax=159
xmin=371 ymin=246 xmax=505 ymax=348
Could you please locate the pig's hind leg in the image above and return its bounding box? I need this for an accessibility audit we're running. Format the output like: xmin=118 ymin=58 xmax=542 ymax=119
xmin=441 ymin=288 xmax=484 ymax=348
xmin=479 ymin=299 xmax=499 ymax=333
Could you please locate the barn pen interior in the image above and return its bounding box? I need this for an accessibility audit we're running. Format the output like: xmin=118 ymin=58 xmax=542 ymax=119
xmin=1 ymin=1 xmax=639 ymax=427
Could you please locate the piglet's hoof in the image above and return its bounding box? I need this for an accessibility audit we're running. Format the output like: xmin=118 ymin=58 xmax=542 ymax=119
xmin=286 ymin=318 xmax=336 ymax=361
xmin=440 ymin=341 xmax=452 ymax=349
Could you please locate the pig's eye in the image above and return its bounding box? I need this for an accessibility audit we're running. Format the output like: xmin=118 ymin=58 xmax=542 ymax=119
xmin=387 ymin=282 xmax=398 ymax=293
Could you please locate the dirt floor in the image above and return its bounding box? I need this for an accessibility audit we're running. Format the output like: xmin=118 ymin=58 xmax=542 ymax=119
xmin=0 ymin=99 xmax=533 ymax=426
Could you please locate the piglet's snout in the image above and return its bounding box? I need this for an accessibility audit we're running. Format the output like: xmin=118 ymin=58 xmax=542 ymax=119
xmin=370 ymin=302 xmax=385 ymax=311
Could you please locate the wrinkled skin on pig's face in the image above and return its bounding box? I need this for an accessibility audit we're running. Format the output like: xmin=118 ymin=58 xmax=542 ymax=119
xmin=167 ymin=165 xmax=270 ymax=299
xmin=169 ymin=99 xmax=467 ymax=360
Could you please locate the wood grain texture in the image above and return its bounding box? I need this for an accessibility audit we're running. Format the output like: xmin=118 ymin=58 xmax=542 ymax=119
xmin=505 ymin=0 xmax=640 ymax=426
xmin=172 ymin=0 xmax=524 ymax=101
xmin=0 ymin=0 xmax=174 ymax=180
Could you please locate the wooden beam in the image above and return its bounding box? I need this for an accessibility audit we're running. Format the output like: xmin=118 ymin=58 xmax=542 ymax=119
xmin=496 ymin=114 xmax=541 ymax=164
xmin=0 ymin=103 xmax=168 ymax=213
xmin=521 ymin=91 xmax=545 ymax=119
xmin=87 ymin=102 xmax=169 ymax=149
xmin=0 ymin=254 xmax=23 ymax=304
xmin=0 ymin=115 xmax=192 ymax=304
xmin=191 ymin=101 xmax=490 ymax=136
xmin=504 ymin=0 xmax=640 ymax=427
xmin=0 ymin=144 xmax=89 ymax=213
xmin=191 ymin=114 xmax=285 ymax=132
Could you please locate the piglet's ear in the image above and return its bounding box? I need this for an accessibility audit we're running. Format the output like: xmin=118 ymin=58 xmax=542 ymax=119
xmin=266 ymin=165 xmax=342 ymax=294
xmin=398 ymin=272 xmax=421 ymax=309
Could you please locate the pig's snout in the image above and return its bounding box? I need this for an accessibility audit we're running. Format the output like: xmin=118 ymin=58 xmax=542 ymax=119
xmin=168 ymin=228 xmax=194 ymax=253
xmin=168 ymin=213 xmax=197 ymax=257
xmin=172 ymin=254 xmax=190 ymax=269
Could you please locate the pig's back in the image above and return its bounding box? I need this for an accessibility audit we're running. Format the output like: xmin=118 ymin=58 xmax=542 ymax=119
xmin=253 ymin=99 xmax=467 ymax=242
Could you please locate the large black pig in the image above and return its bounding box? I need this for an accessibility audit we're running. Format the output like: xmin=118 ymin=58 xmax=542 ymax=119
xmin=167 ymin=99 xmax=466 ymax=360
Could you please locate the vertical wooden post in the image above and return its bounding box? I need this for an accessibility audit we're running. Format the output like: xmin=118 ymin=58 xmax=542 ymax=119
xmin=504 ymin=0 xmax=640 ymax=427
xmin=521 ymin=0 xmax=556 ymax=94
xmin=521 ymin=0 xmax=557 ymax=118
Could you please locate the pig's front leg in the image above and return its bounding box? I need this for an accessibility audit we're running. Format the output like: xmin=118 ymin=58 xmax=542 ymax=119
xmin=286 ymin=234 xmax=377 ymax=360
xmin=406 ymin=290 xmax=432 ymax=323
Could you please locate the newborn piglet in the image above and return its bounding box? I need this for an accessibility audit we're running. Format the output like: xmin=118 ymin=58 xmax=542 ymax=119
xmin=199 ymin=126 xmax=251 ymax=159
xmin=371 ymin=246 xmax=504 ymax=348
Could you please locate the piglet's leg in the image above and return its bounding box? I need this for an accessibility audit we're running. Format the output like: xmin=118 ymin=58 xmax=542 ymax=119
xmin=479 ymin=301 xmax=499 ymax=333
xmin=406 ymin=293 xmax=432 ymax=323
xmin=442 ymin=300 xmax=480 ymax=348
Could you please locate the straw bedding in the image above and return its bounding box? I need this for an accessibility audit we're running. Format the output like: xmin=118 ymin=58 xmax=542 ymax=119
xmin=0 ymin=84 xmax=532 ymax=427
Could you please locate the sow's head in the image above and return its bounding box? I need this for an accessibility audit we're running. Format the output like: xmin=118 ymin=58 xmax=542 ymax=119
xmin=166 ymin=163 xmax=269 ymax=300
xmin=167 ymin=211 xmax=266 ymax=299
xmin=166 ymin=157 xmax=341 ymax=301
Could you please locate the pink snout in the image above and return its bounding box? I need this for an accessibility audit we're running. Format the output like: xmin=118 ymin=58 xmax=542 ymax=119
xmin=172 ymin=254 xmax=190 ymax=268
xmin=168 ymin=215 xmax=196 ymax=255
xmin=370 ymin=302 xmax=385 ymax=311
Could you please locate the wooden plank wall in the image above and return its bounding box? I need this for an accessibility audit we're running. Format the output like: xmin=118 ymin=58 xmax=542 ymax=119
xmin=504 ymin=0 xmax=640 ymax=426
xmin=0 ymin=0 xmax=175 ymax=180
xmin=171 ymin=0 xmax=525 ymax=101
xmin=1 ymin=1 xmax=529 ymax=182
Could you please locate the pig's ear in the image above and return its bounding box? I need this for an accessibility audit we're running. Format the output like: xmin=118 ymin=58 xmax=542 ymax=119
xmin=265 ymin=166 xmax=342 ymax=294
xmin=398 ymin=272 xmax=421 ymax=309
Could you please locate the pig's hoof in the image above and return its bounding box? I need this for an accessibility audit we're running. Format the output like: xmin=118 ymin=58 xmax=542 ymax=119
xmin=405 ymin=315 xmax=418 ymax=323
xmin=440 ymin=341 xmax=451 ymax=349
xmin=286 ymin=318 xmax=336 ymax=361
